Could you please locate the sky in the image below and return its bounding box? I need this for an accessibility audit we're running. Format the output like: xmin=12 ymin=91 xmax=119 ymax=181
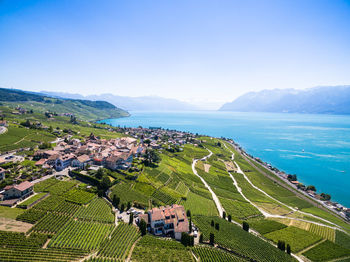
xmin=1 ymin=0 xmax=350 ymax=109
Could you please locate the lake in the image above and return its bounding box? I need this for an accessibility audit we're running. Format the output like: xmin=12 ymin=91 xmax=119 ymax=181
xmin=99 ymin=111 xmax=350 ymax=207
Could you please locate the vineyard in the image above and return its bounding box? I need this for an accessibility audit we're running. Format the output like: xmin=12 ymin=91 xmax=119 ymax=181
xmin=16 ymin=208 xmax=47 ymax=224
xmin=49 ymin=220 xmax=114 ymax=250
xmin=76 ymin=198 xmax=114 ymax=223
xmin=31 ymin=213 xmax=70 ymax=234
xmin=131 ymin=235 xmax=194 ymax=262
xmin=193 ymin=216 xmax=295 ymax=262
xmin=249 ymin=219 xmax=287 ymax=235
xmin=0 ymin=231 xmax=48 ymax=248
xmin=64 ymin=188 xmax=95 ymax=205
xmin=303 ymin=240 xmax=350 ymax=261
xmin=0 ymin=247 xmax=88 ymax=262
xmin=192 ymin=246 xmax=247 ymax=262
xmin=308 ymin=223 xmax=335 ymax=241
xmin=98 ymin=223 xmax=140 ymax=259
xmin=264 ymin=226 xmax=323 ymax=253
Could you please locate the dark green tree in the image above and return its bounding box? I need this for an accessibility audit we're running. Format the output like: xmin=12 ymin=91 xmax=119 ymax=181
xmin=215 ymin=223 xmax=220 ymax=230
xmin=112 ymin=195 xmax=120 ymax=208
xmin=129 ymin=213 xmax=134 ymax=225
xmin=96 ymin=168 xmax=104 ymax=179
xmin=286 ymin=244 xmax=291 ymax=255
xmin=222 ymin=211 xmax=226 ymax=219
xmin=139 ymin=219 xmax=147 ymax=236
xmin=100 ymin=175 xmax=111 ymax=191
xmin=209 ymin=233 xmax=215 ymax=246
xmin=120 ymin=203 xmax=125 ymax=212
xmin=211 ymin=220 xmax=214 ymax=227
xmin=127 ymin=202 xmax=131 ymax=210
xmin=242 ymin=221 xmax=249 ymax=232
xmin=306 ymin=185 xmax=316 ymax=191
xmin=228 ymin=214 xmax=232 ymax=222
xmin=199 ymin=234 xmax=203 ymax=243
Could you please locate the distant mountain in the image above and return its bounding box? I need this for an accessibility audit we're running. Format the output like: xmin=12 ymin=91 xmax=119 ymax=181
xmin=219 ymin=86 xmax=350 ymax=114
xmin=41 ymin=91 xmax=199 ymax=111
xmin=0 ymin=88 xmax=129 ymax=121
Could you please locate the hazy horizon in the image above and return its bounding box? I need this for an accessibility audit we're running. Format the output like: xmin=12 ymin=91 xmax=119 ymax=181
xmin=1 ymin=0 xmax=350 ymax=109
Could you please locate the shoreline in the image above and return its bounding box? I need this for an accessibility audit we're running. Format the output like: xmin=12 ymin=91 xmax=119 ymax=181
xmin=97 ymin=118 xmax=350 ymax=222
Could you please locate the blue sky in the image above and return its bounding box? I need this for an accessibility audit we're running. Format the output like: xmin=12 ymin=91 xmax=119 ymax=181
xmin=1 ymin=0 xmax=350 ymax=109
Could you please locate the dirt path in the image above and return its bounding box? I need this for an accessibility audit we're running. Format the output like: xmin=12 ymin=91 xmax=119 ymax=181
xmin=126 ymin=237 xmax=141 ymax=262
xmin=192 ymin=149 xmax=225 ymax=217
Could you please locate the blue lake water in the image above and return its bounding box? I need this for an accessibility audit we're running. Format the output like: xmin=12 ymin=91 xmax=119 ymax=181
xmin=100 ymin=111 xmax=350 ymax=207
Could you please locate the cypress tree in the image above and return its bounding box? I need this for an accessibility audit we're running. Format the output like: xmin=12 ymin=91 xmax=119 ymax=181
xmin=199 ymin=234 xmax=203 ymax=243
xmin=209 ymin=233 xmax=215 ymax=246
xmin=215 ymin=223 xmax=220 ymax=230
xmin=211 ymin=220 xmax=214 ymax=227
xmin=286 ymin=244 xmax=291 ymax=254
xmin=242 ymin=221 xmax=249 ymax=232
xmin=228 ymin=214 xmax=232 ymax=222
xmin=129 ymin=213 xmax=134 ymax=225
xmin=223 ymin=211 xmax=226 ymax=219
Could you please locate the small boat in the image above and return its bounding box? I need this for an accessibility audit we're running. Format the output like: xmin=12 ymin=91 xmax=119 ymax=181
xmin=301 ymin=149 xmax=305 ymax=152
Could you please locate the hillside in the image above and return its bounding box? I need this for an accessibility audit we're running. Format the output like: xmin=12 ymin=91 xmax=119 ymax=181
xmin=41 ymin=91 xmax=199 ymax=111
xmin=0 ymin=108 xmax=349 ymax=261
xmin=0 ymin=88 xmax=129 ymax=121
xmin=220 ymin=86 xmax=350 ymax=114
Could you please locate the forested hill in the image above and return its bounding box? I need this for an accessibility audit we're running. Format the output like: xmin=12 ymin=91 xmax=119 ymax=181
xmin=0 ymin=88 xmax=129 ymax=121
xmin=220 ymin=86 xmax=350 ymax=114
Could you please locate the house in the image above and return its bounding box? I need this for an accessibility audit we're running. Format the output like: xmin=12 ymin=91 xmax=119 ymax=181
xmin=0 ymin=120 xmax=7 ymax=127
xmin=140 ymin=204 xmax=189 ymax=240
xmin=47 ymin=154 xmax=75 ymax=171
xmin=0 ymin=167 xmax=5 ymax=180
xmin=72 ymin=154 xmax=91 ymax=169
xmin=3 ymin=181 xmax=33 ymax=200
xmin=104 ymin=152 xmax=133 ymax=170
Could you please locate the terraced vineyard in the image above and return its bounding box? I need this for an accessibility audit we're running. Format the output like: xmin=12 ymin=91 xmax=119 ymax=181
xmin=309 ymin=223 xmax=335 ymax=241
xmin=131 ymin=235 xmax=194 ymax=262
xmin=49 ymin=220 xmax=114 ymax=250
xmin=264 ymin=226 xmax=322 ymax=253
xmin=76 ymin=198 xmax=114 ymax=223
xmin=98 ymin=223 xmax=140 ymax=259
xmin=16 ymin=208 xmax=47 ymax=224
xmin=193 ymin=246 xmax=247 ymax=262
xmin=31 ymin=213 xmax=70 ymax=234
xmin=194 ymin=216 xmax=295 ymax=262
xmin=0 ymin=231 xmax=48 ymax=248
xmin=303 ymin=240 xmax=350 ymax=261
xmin=64 ymin=189 xmax=95 ymax=205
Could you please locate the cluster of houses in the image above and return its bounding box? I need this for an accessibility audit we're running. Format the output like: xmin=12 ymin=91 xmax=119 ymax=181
xmin=139 ymin=204 xmax=189 ymax=240
xmin=0 ymin=180 xmax=33 ymax=206
xmin=33 ymin=134 xmax=145 ymax=171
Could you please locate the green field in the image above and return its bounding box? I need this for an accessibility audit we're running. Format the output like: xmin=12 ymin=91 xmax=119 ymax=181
xmin=303 ymin=240 xmax=350 ymax=261
xmin=264 ymin=226 xmax=322 ymax=253
xmin=0 ymin=206 xmax=24 ymax=219
xmin=131 ymin=235 xmax=194 ymax=262
xmin=193 ymin=246 xmax=247 ymax=262
xmin=249 ymin=219 xmax=287 ymax=235
xmin=75 ymin=198 xmax=114 ymax=223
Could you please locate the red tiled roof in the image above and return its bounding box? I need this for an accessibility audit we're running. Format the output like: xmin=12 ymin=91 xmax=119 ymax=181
xmin=5 ymin=181 xmax=33 ymax=192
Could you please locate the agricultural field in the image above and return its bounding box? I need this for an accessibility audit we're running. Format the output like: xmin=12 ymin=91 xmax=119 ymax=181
xmin=49 ymin=220 xmax=114 ymax=250
xmin=194 ymin=216 xmax=295 ymax=262
xmin=264 ymin=226 xmax=322 ymax=253
xmin=181 ymin=191 xmax=218 ymax=216
xmin=219 ymin=197 xmax=262 ymax=220
xmin=75 ymin=198 xmax=114 ymax=223
xmin=249 ymin=219 xmax=287 ymax=235
xmin=193 ymin=246 xmax=247 ymax=262
xmin=110 ymin=182 xmax=149 ymax=208
xmin=0 ymin=205 xmax=24 ymax=219
xmin=16 ymin=208 xmax=47 ymax=224
xmin=0 ymin=247 xmax=88 ymax=262
xmin=336 ymin=230 xmax=350 ymax=250
xmin=0 ymin=230 xmax=48 ymax=248
xmin=31 ymin=213 xmax=70 ymax=234
xmin=302 ymin=240 xmax=350 ymax=261
xmin=131 ymin=235 xmax=194 ymax=262
xmin=34 ymin=178 xmax=59 ymax=193
xmin=64 ymin=188 xmax=95 ymax=205
xmin=308 ymin=223 xmax=335 ymax=241
xmin=98 ymin=223 xmax=140 ymax=259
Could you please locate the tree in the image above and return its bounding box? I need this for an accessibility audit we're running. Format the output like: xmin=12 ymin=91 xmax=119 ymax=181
xmin=189 ymin=216 xmax=192 ymax=233
xmin=181 ymin=232 xmax=190 ymax=247
xmin=209 ymin=233 xmax=215 ymax=246
xmin=96 ymin=168 xmax=104 ymax=179
xmin=242 ymin=221 xmax=249 ymax=232
xmin=277 ymin=240 xmax=286 ymax=251
xmin=190 ymin=235 xmax=194 ymax=247
xmin=286 ymin=244 xmax=291 ymax=255
xmin=112 ymin=195 xmax=120 ymax=208
xmin=139 ymin=219 xmax=147 ymax=236
xmin=127 ymin=202 xmax=131 ymax=210
xmin=199 ymin=234 xmax=203 ymax=243
xmin=228 ymin=214 xmax=232 ymax=222
xmin=186 ymin=210 xmax=191 ymax=217
xmin=307 ymin=185 xmax=316 ymax=191
xmin=217 ymin=142 xmax=221 ymax=147
xmin=215 ymin=223 xmax=220 ymax=230
xmin=222 ymin=211 xmax=226 ymax=220
xmin=100 ymin=175 xmax=111 ymax=191
xmin=120 ymin=203 xmax=125 ymax=212
xmin=211 ymin=220 xmax=214 ymax=227
xmin=320 ymin=193 xmax=331 ymax=201
xmin=49 ymin=126 xmax=53 ymax=132
xmin=129 ymin=213 xmax=134 ymax=225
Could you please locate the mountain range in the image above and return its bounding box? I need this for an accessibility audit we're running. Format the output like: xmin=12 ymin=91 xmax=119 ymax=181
xmin=220 ymin=86 xmax=350 ymax=114
xmin=40 ymin=91 xmax=198 ymax=112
